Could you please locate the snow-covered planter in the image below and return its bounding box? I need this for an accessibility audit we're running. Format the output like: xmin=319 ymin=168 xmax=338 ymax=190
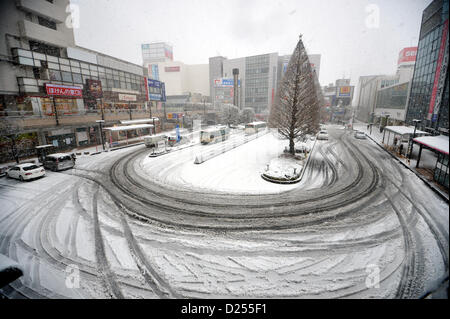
xmin=261 ymin=155 xmax=304 ymax=184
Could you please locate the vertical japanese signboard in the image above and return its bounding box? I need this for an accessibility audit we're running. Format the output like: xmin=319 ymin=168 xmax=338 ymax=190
xmin=428 ymin=19 xmax=449 ymax=122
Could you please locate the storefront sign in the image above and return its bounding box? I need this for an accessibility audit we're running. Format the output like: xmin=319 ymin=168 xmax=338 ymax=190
xmin=337 ymin=86 xmax=351 ymax=97
xmin=165 ymin=66 xmax=180 ymax=72
xmin=214 ymin=78 xmax=240 ymax=87
xmin=147 ymin=79 xmax=166 ymax=101
xmin=398 ymin=47 xmax=418 ymax=65
xmin=45 ymin=84 xmax=83 ymax=97
xmin=86 ymin=79 xmax=103 ymax=98
xmin=119 ymin=94 xmax=137 ymax=102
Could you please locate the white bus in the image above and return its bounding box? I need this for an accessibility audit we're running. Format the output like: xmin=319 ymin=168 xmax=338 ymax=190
xmin=245 ymin=121 xmax=267 ymax=135
xmin=200 ymin=126 xmax=230 ymax=144
xmin=144 ymin=133 xmax=167 ymax=148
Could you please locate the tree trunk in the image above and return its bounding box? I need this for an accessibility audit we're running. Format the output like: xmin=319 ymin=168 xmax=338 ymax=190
xmin=289 ymin=135 xmax=295 ymax=155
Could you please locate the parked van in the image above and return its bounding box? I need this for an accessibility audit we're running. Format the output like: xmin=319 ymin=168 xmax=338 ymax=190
xmin=43 ymin=153 xmax=75 ymax=171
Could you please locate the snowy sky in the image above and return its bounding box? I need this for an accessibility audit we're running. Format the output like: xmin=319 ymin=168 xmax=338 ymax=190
xmin=71 ymin=0 xmax=432 ymax=86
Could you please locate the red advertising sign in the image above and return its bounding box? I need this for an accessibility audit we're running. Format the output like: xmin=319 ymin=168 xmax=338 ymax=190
xmin=165 ymin=66 xmax=180 ymax=72
xmin=428 ymin=19 xmax=448 ymax=120
xmin=45 ymin=84 xmax=83 ymax=97
xmin=398 ymin=47 xmax=418 ymax=65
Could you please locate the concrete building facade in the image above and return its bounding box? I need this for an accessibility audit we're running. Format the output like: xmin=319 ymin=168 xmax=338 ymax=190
xmin=0 ymin=0 xmax=156 ymax=162
xmin=354 ymin=47 xmax=418 ymax=124
xmin=210 ymin=53 xmax=280 ymax=115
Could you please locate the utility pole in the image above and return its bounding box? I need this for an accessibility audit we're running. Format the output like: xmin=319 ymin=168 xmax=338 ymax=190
xmin=96 ymin=120 xmax=105 ymax=151
xmin=52 ymin=97 xmax=59 ymax=126
xmin=128 ymin=101 xmax=132 ymax=120
xmin=100 ymin=98 xmax=104 ymax=121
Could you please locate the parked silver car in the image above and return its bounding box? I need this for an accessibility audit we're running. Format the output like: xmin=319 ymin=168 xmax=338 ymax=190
xmin=43 ymin=153 xmax=75 ymax=171
xmin=354 ymin=131 xmax=366 ymax=139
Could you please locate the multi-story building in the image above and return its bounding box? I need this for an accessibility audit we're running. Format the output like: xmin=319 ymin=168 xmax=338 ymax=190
xmin=0 ymin=0 xmax=155 ymax=162
xmin=141 ymin=42 xmax=173 ymax=64
xmin=149 ymin=60 xmax=209 ymax=97
xmin=142 ymin=44 xmax=209 ymax=98
xmin=405 ymin=0 xmax=449 ymax=133
xmin=210 ymin=53 xmax=279 ymax=115
xmin=354 ymin=47 xmax=418 ymax=124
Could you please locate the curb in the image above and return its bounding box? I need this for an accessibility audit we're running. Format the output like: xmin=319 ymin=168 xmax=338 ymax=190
xmin=261 ymin=137 xmax=318 ymax=185
xmin=364 ymin=132 xmax=449 ymax=203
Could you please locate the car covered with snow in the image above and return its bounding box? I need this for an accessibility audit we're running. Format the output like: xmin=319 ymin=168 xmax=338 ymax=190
xmin=6 ymin=163 xmax=45 ymax=181
xmin=317 ymin=130 xmax=329 ymax=140
xmin=354 ymin=131 xmax=366 ymax=139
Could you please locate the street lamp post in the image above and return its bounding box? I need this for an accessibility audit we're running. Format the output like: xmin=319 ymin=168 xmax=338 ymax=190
xmin=408 ymin=119 xmax=421 ymax=160
xmin=96 ymin=120 xmax=105 ymax=151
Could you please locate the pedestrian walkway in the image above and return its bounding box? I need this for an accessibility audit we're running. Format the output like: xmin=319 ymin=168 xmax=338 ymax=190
xmin=353 ymin=121 xmax=449 ymax=201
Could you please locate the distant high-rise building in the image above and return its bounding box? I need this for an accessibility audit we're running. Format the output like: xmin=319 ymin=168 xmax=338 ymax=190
xmin=141 ymin=42 xmax=173 ymax=64
xmin=210 ymin=53 xmax=282 ymax=115
xmin=405 ymin=0 xmax=449 ymax=132
xmin=142 ymin=42 xmax=173 ymax=80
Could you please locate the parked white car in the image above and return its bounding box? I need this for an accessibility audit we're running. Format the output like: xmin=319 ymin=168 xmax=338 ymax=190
xmin=317 ymin=130 xmax=329 ymax=140
xmin=7 ymin=163 xmax=46 ymax=181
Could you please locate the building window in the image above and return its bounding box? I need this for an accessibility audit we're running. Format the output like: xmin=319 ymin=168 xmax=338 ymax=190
xmin=72 ymin=73 xmax=82 ymax=84
xmin=38 ymin=16 xmax=57 ymax=30
xmin=29 ymin=40 xmax=60 ymax=57
xmin=61 ymin=71 xmax=72 ymax=82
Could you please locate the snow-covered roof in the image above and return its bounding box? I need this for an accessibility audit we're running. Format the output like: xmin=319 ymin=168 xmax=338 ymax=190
xmin=104 ymin=124 xmax=154 ymax=131
xmin=413 ymin=135 xmax=449 ymax=155
xmin=120 ymin=118 xmax=159 ymax=125
xmin=201 ymin=126 xmax=228 ymax=133
xmin=35 ymin=144 xmax=54 ymax=149
xmin=384 ymin=126 xmax=429 ymax=136
xmin=46 ymin=153 xmax=72 ymax=158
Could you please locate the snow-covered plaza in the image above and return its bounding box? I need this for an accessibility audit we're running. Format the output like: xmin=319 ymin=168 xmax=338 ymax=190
xmin=0 ymin=126 xmax=448 ymax=298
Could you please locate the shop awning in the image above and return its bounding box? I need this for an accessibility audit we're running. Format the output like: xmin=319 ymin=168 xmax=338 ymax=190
xmin=413 ymin=135 xmax=449 ymax=155
xmin=104 ymin=124 xmax=154 ymax=131
xmin=384 ymin=126 xmax=429 ymax=136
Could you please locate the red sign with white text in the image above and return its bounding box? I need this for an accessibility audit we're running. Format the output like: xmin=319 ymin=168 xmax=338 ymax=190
xmin=45 ymin=84 xmax=83 ymax=97
xmin=398 ymin=47 xmax=417 ymax=65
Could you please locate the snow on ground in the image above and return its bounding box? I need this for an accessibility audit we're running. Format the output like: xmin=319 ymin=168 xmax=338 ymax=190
xmin=264 ymin=155 xmax=304 ymax=179
xmin=142 ymin=131 xmax=304 ymax=194
xmin=0 ymin=125 xmax=447 ymax=299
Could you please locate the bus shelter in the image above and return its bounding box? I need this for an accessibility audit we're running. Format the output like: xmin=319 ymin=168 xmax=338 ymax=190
xmin=103 ymin=124 xmax=154 ymax=148
xmin=35 ymin=144 xmax=55 ymax=163
xmin=412 ymin=135 xmax=449 ymax=188
xmin=382 ymin=126 xmax=429 ymax=156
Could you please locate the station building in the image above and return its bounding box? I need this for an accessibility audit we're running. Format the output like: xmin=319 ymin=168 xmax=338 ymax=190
xmin=0 ymin=0 xmax=157 ymax=162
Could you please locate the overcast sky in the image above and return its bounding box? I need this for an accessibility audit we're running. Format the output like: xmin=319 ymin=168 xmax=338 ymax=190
xmin=71 ymin=0 xmax=432 ymax=86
